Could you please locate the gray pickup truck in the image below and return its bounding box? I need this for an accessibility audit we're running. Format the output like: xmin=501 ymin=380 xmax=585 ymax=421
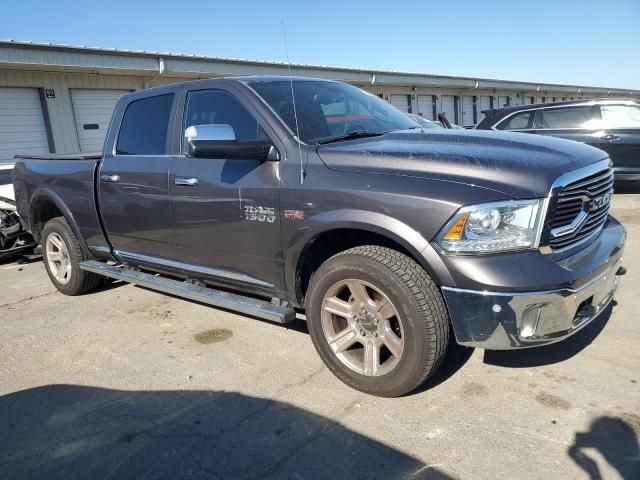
xmin=13 ymin=77 xmax=626 ymax=397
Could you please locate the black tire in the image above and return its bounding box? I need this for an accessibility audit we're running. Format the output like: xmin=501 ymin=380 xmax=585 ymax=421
xmin=41 ymin=217 xmax=100 ymax=296
xmin=306 ymin=246 xmax=449 ymax=397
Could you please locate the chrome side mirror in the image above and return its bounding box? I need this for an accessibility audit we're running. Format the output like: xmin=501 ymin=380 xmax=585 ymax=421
xmin=184 ymin=124 xmax=236 ymax=144
xmin=184 ymin=124 xmax=279 ymax=161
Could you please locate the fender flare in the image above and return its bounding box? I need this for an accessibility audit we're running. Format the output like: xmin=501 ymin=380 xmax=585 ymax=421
xmin=28 ymin=188 xmax=88 ymax=253
xmin=285 ymin=209 xmax=454 ymax=303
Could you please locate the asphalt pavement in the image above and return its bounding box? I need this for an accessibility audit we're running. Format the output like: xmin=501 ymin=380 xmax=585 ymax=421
xmin=0 ymin=193 xmax=638 ymax=480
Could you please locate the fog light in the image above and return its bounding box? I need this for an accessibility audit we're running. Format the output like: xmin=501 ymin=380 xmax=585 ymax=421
xmin=520 ymin=306 xmax=542 ymax=338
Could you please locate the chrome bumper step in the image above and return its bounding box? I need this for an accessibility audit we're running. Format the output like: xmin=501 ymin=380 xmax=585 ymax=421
xmin=79 ymin=260 xmax=295 ymax=324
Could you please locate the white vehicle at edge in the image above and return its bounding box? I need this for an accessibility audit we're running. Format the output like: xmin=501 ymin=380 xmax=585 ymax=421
xmin=1 ymin=162 xmax=37 ymax=260
xmin=0 ymin=163 xmax=15 ymax=210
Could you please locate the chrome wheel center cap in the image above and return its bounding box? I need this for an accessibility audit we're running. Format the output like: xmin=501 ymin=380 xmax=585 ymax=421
xmin=359 ymin=312 xmax=378 ymax=332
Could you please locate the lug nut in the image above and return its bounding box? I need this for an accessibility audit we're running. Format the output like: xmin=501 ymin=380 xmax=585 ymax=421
xmin=360 ymin=329 xmax=365 ymax=336
xmin=373 ymin=332 xmax=378 ymax=337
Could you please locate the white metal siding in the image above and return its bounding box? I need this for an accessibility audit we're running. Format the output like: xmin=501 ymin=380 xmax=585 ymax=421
xmin=71 ymin=89 xmax=128 ymax=152
xmin=389 ymin=94 xmax=410 ymax=113
xmin=478 ymin=96 xmax=492 ymax=122
xmin=441 ymin=96 xmax=456 ymax=124
xmin=0 ymin=87 xmax=49 ymax=163
xmin=461 ymin=96 xmax=474 ymax=125
xmin=416 ymin=96 xmax=434 ymax=120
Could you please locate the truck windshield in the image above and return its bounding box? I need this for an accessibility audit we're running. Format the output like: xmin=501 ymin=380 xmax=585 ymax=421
xmin=246 ymin=80 xmax=417 ymax=144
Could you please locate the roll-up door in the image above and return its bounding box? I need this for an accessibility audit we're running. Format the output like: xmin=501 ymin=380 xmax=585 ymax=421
xmin=71 ymin=89 xmax=129 ymax=152
xmin=461 ymin=96 xmax=474 ymax=125
xmin=417 ymin=96 xmax=435 ymax=120
xmin=0 ymin=87 xmax=50 ymax=163
xmin=389 ymin=94 xmax=410 ymax=113
xmin=441 ymin=95 xmax=456 ymax=124
xmin=478 ymin=96 xmax=492 ymax=122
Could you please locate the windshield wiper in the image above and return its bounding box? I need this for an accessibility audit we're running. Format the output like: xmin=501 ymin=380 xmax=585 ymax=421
xmin=318 ymin=130 xmax=386 ymax=144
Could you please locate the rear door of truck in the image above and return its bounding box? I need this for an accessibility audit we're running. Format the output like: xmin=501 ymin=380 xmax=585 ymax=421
xmin=97 ymin=91 xmax=177 ymax=260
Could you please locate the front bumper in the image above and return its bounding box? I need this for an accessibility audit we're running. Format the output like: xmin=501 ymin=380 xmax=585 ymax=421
xmin=441 ymin=222 xmax=626 ymax=350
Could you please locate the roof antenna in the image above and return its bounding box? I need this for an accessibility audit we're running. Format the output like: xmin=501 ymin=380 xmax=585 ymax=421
xmin=281 ymin=21 xmax=305 ymax=184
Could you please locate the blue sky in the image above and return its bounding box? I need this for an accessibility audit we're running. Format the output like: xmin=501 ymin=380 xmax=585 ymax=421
xmin=2 ymin=0 xmax=639 ymax=89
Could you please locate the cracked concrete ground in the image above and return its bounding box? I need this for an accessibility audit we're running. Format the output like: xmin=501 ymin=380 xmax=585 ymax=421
xmin=1 ymin=193 xmax=639 ymax=480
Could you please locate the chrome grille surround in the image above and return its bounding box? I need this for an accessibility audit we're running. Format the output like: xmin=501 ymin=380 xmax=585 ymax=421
xmin=542 ymin=159 xmax=614 ymax=252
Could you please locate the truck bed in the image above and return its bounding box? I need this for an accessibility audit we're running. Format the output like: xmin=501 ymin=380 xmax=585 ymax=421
xmin=12 ymin=154 xmax=109 ymax=252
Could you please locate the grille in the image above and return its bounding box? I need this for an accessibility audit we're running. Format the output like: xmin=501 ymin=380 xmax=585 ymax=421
xmin=548 ymin=168 xmax=613 ymax=250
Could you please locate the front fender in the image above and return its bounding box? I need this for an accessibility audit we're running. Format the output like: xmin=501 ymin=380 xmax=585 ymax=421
xmin=284 ymin=209 xmax=454 ymax=303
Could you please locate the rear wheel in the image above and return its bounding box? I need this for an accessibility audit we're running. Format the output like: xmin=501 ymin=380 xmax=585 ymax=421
xmin=306 ymin=246 xmax=449 ymax=397
xmin=42 ymin=217 xmax=100 ymax=296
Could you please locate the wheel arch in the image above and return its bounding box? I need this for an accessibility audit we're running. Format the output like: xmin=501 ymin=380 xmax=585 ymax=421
xmin=29 ymin=188 xmax=87 ymax=252
xmin=288 ymin=210 xmax=453 ymax=306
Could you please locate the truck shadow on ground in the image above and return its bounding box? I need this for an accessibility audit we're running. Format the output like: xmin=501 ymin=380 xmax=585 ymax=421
xmin=483 ymin=304 xmax=613 ymax=368
xmin=0 ymin=385 xmax=457 ymax=480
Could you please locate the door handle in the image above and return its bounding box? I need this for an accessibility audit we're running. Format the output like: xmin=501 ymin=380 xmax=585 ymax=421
xmin=600 ymin=134 xmax=620 ymax=141
xmin=174 ymin=177 xmax=199 ymax=186
xmin=100 ymin=174 xmax=120 ymax=183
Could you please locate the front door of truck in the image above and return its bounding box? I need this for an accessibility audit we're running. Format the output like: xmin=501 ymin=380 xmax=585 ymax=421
xmin=98 ymin=92 xmax=176 ymax=260
xmin=169 ymin=87 xmax=284 ymax=292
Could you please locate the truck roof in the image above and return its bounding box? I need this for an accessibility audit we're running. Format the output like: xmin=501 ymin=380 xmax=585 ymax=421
xmin=121 ymin=76 xmax=337 ymax=98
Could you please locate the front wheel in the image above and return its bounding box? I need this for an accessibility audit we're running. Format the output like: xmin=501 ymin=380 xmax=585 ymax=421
xmin=306 ymin=246 xmax=449 ymax=397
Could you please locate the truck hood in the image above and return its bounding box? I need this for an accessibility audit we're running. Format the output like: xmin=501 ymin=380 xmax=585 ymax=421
xmin=317 ymin=129 xmax=608 ymax=198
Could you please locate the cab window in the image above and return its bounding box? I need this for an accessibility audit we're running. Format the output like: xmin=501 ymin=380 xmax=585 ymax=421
xmin=496 ymin=111 xmax=533 ymax=130
xmin=183 ymin=89 xmax=267 ymax=152
xmin=539 ymin=106 xmax=592 ymax=129
xmin=598 ymin=104 xmax=640 ymax=128
xmin=116 ymin=94 xmax=174 ymax=155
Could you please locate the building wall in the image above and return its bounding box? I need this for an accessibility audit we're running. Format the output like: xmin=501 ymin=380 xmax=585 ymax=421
xmin=0 ymin=66 xmax=636 ymax=156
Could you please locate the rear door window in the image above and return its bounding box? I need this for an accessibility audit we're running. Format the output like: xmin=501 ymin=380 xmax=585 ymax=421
xmin=116 ymin=94 xmax=174 ymax=155
xmin=496 ymin=111 xmax=534 ymax=130
xmin=539 ymin=106 xmax=592 ymax=129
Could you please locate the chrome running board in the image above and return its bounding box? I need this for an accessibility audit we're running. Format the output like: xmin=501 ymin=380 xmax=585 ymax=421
xmin=79 ymin=260 xmax=295 ymax=324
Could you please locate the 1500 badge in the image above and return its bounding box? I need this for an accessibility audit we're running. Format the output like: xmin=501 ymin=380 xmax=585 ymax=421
xmin=244 ymin=206 xmax=276 ymax=223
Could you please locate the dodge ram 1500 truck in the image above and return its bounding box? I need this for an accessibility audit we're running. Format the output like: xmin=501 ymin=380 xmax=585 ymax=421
xmin=13 ymin=77 xmax=626 ymax=397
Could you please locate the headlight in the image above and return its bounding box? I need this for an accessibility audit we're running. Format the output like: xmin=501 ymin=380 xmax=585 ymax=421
xmin=436 ymin=199 xmax=545 ymax=254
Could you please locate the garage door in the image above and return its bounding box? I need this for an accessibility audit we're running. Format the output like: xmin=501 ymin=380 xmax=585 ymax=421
xmin=71 ymin=89 xmax=129 ymax=152
xmin=0 ymin=87 xmax=50 ymax=163
xmin=441 ymin=96 xmax=456 ymax=124
xmin=478 ymin=96 xmax=492 ymax=122
xmin=461 ymin=96 xmax=474 ymax=126
xmin=417 ymin=96 xmax=434 ymax=120
xmin=389 ymin=94 xmax=410 ymax=113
